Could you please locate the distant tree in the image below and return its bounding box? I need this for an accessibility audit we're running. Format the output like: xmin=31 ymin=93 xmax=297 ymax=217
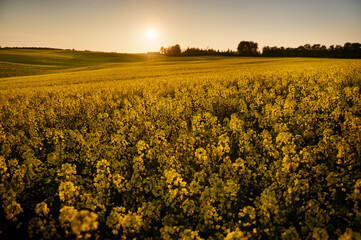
xmin=237 ymin=41 xmax=259 ymax=56
xmin=312 ymin=44 xmax=321 ymax=51
xmin=262 ymin=46 xmax=271 ymax=56
xmin=303 ymin=44 xmax=312 ymax=51
xmin=343 ymin=42 xmax=361 ymax=58
xmin=170 ymin=44 xmax=181 ymax=56
xmin=351 ymin=42 xmax=361 ymax=50
xmin=344 ymin=42 xmax=352 ymax=50
xmin=159 ymin=44 xmax=181 ymax=56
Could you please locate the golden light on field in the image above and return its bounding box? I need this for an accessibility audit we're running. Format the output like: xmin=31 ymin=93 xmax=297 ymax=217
xmin=146 ymin=29 xmax=157 ymax=41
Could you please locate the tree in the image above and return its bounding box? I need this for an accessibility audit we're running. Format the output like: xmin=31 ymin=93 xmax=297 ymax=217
xmin=312 ymin=44 xmax=321 ymax=51
xmin=159 ymin=44 xmax=181 ymax=56
xmin=170 ymin=44 xmax=181 ymax=56
xmin=237 ymin=41 xmax=259 ymax=56
xmin=303 ymin=44 xmax=312 ymax=51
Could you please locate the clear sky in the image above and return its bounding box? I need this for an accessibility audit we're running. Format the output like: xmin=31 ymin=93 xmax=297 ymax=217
xmin=1 ymin=0 xmax=360 ymax=53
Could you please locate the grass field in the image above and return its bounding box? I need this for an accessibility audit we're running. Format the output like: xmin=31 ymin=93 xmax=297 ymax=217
xmin=0 ymin=49 xmax=361 ymax=239
xmin=0 ymin=49 xmax=148 ymax=78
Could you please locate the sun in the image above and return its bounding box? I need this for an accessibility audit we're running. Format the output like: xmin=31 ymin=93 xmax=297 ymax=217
xmin=146 ymin=29 xmax=157 ymax=41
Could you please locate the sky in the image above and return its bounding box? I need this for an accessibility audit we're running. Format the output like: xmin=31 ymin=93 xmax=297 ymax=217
xmin=0 ymin=0 xmax=360 ymax=53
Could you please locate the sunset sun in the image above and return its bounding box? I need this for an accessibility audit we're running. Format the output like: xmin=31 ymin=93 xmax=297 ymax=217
xmin=146 ymin=29 xmax=157 ymax=41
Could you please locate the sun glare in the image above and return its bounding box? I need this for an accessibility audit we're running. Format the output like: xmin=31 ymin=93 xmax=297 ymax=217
xmin=146 ymin=29 xmax=157 ymax=41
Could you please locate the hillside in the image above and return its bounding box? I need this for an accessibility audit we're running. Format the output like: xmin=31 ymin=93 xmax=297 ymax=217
xmin=0 ymin=49 xmax=352 ymax=91
xmin=0 ymin=49 xmax=148 ymax=78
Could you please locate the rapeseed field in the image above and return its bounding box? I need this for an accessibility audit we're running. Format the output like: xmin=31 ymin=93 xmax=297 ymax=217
xmin=0 ymin=49 xmax=360 ymax=239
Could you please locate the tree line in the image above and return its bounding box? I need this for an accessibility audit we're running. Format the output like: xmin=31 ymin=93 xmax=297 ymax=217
xmin=158 ymin=41 xmax=361 ymax=58
xmin=262 ymin=42 xmax=361 ymax=58
xmin=159 ymin=44 xmax=238 ymax=56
